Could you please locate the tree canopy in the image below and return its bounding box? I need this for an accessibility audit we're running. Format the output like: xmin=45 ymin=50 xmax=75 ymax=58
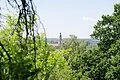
xmin=0 ymin=1 xmax=120 ymax=80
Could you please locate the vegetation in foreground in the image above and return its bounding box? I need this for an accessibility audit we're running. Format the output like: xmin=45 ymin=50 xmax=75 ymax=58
xmin=0 ymin=1 xmax=120 ymax=80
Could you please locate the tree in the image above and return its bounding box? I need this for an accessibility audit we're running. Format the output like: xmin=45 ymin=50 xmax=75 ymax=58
xmin=0 ymin=14 xmax=73 ymax=80
xmin=62 ymin=35 xmax=89 ymax=79
xmin=91 ymin=3 xmax=120 ymax=52
xmin=0 ymin=1 xmax=73 ymax=80
xmin=0 ymin=0 xmax=48 ymax=79
xmin=83 ymin=3 xmax=120 ymax=79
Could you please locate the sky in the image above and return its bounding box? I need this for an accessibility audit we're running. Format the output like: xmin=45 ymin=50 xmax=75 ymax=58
xmin=34 ymin=0 xmax=120 ymax=38
xmin=0 ymin=0 xmax=120 ymax=38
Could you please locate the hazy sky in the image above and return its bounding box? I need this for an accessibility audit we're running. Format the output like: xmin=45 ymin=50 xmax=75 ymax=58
xmin=0 ymin=0 xmax=120 ymax=38
xmin=34 ymin=0 xmax=120 ymax=38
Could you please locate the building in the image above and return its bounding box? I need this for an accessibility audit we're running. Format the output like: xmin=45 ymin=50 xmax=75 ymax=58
xmin=49 ymin=33 xmax=62 ymax=47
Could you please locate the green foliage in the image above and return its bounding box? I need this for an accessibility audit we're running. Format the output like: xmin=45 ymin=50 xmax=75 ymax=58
xmin=88 ymin=3 xmax=120 ymax=79
xmin=91 ymin=3 xmax=120 ymax=52
xmin=48 ymin=49 xmax=73 ymax=80
xmin=62 ymin=35 xmax=90 ymax=79
xmin=0 ymin=14 xmax=72 ymax=80
xmin=1 ymin=2 xmax=120 ymax=80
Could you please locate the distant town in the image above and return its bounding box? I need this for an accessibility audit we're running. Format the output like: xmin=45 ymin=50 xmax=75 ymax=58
xmin=47 ymin=38 xmax=98 ymax=47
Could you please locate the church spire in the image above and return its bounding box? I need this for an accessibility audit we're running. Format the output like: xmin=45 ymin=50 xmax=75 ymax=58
xmin=59 ymin=32 xmax=62 ymax=46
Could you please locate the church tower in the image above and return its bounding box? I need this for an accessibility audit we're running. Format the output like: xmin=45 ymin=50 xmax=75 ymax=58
xmin=59 ymin=32 xmax=62 ymax=46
